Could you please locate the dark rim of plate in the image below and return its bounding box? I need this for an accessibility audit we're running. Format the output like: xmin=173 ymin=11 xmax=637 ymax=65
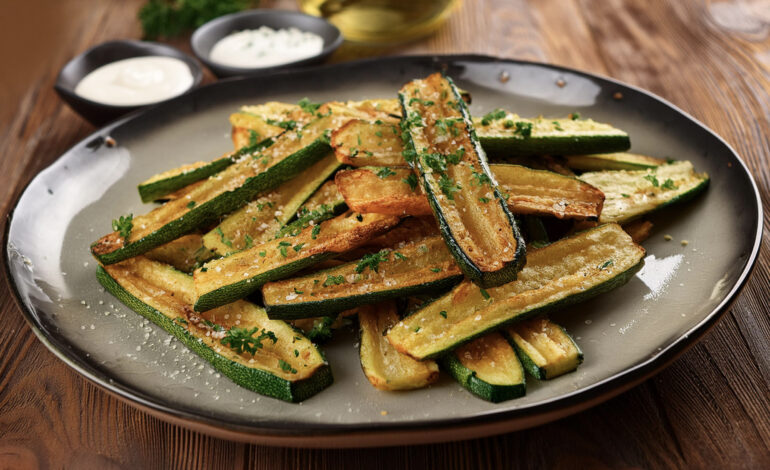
xmin=3 ymin=54 xmax=764 ymax=441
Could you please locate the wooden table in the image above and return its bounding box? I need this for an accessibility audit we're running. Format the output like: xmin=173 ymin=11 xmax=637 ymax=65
xmin=1 ymin=0 xmax=768 ymax=467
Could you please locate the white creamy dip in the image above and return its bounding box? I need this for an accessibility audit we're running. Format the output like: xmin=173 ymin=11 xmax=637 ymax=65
xmin=74 ymin=56 xmax=194 ymax=106
xmin=209 ymin=27 xmax=324 ymax=68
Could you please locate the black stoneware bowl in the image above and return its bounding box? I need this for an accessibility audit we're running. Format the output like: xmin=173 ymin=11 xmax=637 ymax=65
xmin=54 ymin=40 xmax=203 ymax=126
xmin=191 ymin=9 xmax=343 ymax=78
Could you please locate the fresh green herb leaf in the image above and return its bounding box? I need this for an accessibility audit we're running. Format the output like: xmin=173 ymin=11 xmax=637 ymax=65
xmin=376 ymin=167 xmax=396 ymax=179
xmin=216 ymin=227 xmax=232 ymax=248
xmin=439 ymin=311 xmax=447 ymax=319
xmin=552 ymin=121 xmax=564 ymax=131
xmin=186 ymin=200 xmax=196 ymax=209
xmin=293 ymin=287 xmax=303 ymax=295
xmin=480 ymin=288 xmax=490 ymax=300
xmin=112 ymin=214 xmax=133 ymax=240
xmin=248 ymin=129 xmax=259 ymax=146
xmin=430 ymin=267 xmax=441 ymax=273
xmin=311 ymin=225 xmax=321 ymax=240
xmin=480 ymin=108 xmax=506 ymax=126
xmin=438 ymin=174 xmax=462 ymax=200
xmin=514 ymin=121 xmax=533 ymax=137
xmin=293 ymin=243 xmax=305 ymax=252
xmin=375 ymin=130 xmax=383 ymax=137
xmin=323 ymin=275 xmax=346 ymax=287
xmin=221 ymin=327 xmax=277 ymax=356
xmin=139 ymin=0 xmax=257 ymax=39
xmin=174 ymin=317 xmax=188 ymax=325
xmin=244 ymin=234 xmax=253 ymax=249
xmin=643 ymin=174 xmax=660 ymax=187
xmin=356 ymin=249 xmax=389 ymax=273
xmin=621 ymin=193 xmax=631 ymax=198
xmin=661 ymin=178 xmax=678 ymax=190
xmin=259 ymin=251 xmax=266 ymax=257
xmin=598 ymin=259 xmax=614 ymax=270
xmin=571 ymin=112 xmax=581 ymax=120
xmin=394 ymin=252 xmax=407 ymax=261
xmin=279 ymin=246 xmax=288 ymax=257
xmin=479 ymin=196 xmax=490 ymax=203
xmin=471 ymin=169 xmax=491 ymax=186
xmin=297 ymin=97 xmax=321 ymax=114
xmin=414 ymin=326 xmax=421 ymax=333
xmin=402 ymin=172 xmax=419 ymax=191
xmin=278 ymin=359 xmax=298 ymax=374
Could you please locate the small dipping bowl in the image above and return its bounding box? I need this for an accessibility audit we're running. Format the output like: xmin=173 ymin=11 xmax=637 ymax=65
xmin=55 ymin=40 xmax=203 ymax=126
xmin=191 ymin=9 xmax=343 ymax=78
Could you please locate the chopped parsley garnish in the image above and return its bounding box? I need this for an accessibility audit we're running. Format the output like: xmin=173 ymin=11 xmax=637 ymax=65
xmin=256 ymin=201 xmax=274 ymax=211
xmin=480 ymin=109 xmax=506 ymax=126
xmin=438 ymin=174 xmax=462 ymax=200
xmin=221 ymin=327 xmax=277 ymax=356
xmin=503 ymin=119 xmax=514 ymax=129
xmin=402 ymin=148 xmax=417 ymax=164
xmin=375 ymin=130 xmax=383 ymax=137
xmin=201 ymin=319 xmax=223 ymax=332
xmin=174 ymin=317 xmax=188 ymax=325
xmin=394 ymin=252 xmax=408 ymax=261
xmin=248 ymin=129 xmax=259 ymax=146
xmin=356 ymin=249 xmax=389 ymax=273
xmin=265 ymin=118 xmax=298 ymax=130
xmin=278 ymin=359 xmax=298 ymax=374
xmin=414 ymin=326 xmax=421 ymax=333
xmin=112 ymin=214 xmax=133 ymax=240
xmin=215 ymin=227 xmax=232 ymax=248
xmin=311 ymin=225 xmax=321 ymax=240
xmin=480 ymin=288 xmax=490 ymax=300
xmin=571 ymin=112 xmax=581 ymax=120
xmin=186 ymin=200 xmax=196 ymax=209
xmin=621 ymin=193 xmax=631 ymax=198
xmin=661 ymin=178 xmax=678 ymax=190
xmin=294 ymin=349 xmax=299 ymax=357
xmin=293 ymin=243 xmax=305 ymax=252
xmin=293 ymin=287 xmax=304 ymax=295
xmin=598 ymin=259 xmax=614 ymax=270
xmin=402 ymin=172 xmax=419 ymax=191
xmin=643 ymin=174 xmax=660 ymax=187
xmin=376 ymin=167 xmax=396 ymax=179
xmin=297 ymin=97 xmax=321 ymax=114
xmin=552 ymin=121 xmax=564 ymax=131
xmin=471 ymin=169 xmax=491 ymax=186
xmin=439 ymin=311 xmax=447 ymax=319
xmin=323 ymin=275 xmax=346 ymax=286
xmin=279 ymin=241 xmax=291 ymax=257
xmin=479 ymin=196 xmax=490 ymax=203
xmin=513 ymin=121 xmax=533 ymax=137
xmin=259 ymin=251 xmax=266 ymax=257
xmin=244 ymin=234 xmax=254 ymax=249
xmin=430 ymin=267 xmax=441 ymax=273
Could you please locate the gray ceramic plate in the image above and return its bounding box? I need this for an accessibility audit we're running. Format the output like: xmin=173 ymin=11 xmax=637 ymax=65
xmin=5 ymin=55 xmax=762 ymax=447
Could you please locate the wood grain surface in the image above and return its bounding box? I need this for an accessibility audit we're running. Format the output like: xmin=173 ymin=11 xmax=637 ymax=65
xmin=1 ymin=0 xmax=769 ymax=468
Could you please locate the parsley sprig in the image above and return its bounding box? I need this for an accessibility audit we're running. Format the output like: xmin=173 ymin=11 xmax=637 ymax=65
xmin=112 ymin=214 xmax=133 ymax=240
xmin=356 ymin=249 xmax=390 ymax=273
xmin=220 ymin=327 xmax=277 ymax=356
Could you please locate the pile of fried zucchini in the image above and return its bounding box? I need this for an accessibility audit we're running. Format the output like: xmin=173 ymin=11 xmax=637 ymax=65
xmin=92 ymin=73 xmax=709 ymax=403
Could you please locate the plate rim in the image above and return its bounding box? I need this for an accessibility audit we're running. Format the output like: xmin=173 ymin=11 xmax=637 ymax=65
xmin=3 ymin=54 xmax=764 ymax=446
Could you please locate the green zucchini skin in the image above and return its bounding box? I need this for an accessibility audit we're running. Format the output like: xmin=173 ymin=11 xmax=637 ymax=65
xmin=507 ymin=323 xmax=584 ymax=380
xmin=265 ymin=275 xmax=463 ymax=320
xmin=425 ymin=260 xmax=642 ymax=360
xmin=95 ymin=266 xmax=333 ymax=403
xmin=193 ymin=253 xmax=333 ymax=312
xmin=480 ymin=134 xmax=630 ymax=158
xmin=93 ymin=137 xmax=331 ymax=265
xmin=399 ymin=74 xmax=526 ymax=288
xmin=439 ymin=354 xmax=526 ymax=403
xmin=137 ymin=137 xmax=275 ymax=203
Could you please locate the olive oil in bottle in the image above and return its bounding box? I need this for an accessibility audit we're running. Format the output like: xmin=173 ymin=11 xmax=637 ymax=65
xmin=299 ymin=0 xmax=459 ymax=44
